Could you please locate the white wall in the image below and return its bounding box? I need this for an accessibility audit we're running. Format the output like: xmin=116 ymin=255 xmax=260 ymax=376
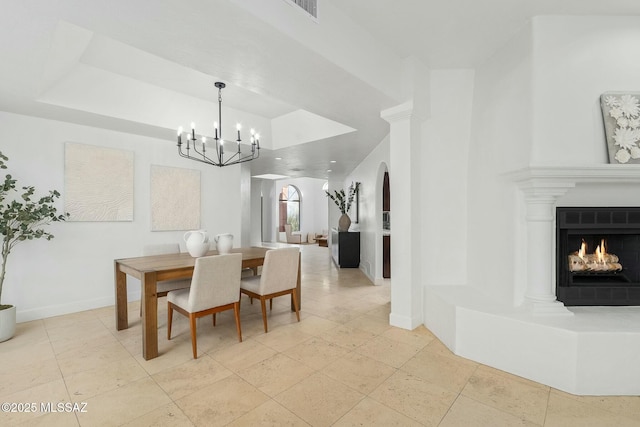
xmin=465 ymin=20 xmax=534 ymax=305
xmin=271 ymin=177 xmax=328 ymax=241
xmin=259 ymin=179 xmax=276 ymax=242
xmin=425 ymin=16 xmax=640 ymax=395
xmin=532 ymin=16 xmax=640 ymax=165
xmin=0 ymin=111 xmax=242 ymax=322
xmin=421 ymin=70 xmax=474 ymax=288
xmin=248 ymin=177 xmax=263 ymax=245
xmin=446 ymin=15 xmax=640 ymax=307
xmin=344 ymin=135 xmax=390 ymax=282
xmin=240 ymin=163 xmax=252 ymax=247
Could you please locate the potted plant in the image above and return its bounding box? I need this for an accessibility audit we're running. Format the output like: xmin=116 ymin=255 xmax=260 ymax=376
xmin=325 ymin=182 xmax=360 ymax=231
xmin=0 ymin=151 xmax=67 ymax=342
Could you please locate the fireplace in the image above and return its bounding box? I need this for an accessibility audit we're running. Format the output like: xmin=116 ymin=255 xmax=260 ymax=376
xmin=556 ymin=207 xmax=640 ymax=306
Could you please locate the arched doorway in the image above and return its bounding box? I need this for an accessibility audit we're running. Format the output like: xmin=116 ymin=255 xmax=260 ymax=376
xmin=375 ymin=162 xmax=390 ymax=283
xmin=278 ymin=184 xmax=301 ymax=232
xmin=382 ymin=170 xmax=391 ymax=278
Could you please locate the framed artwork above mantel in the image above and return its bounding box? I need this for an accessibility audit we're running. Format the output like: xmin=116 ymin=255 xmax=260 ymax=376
xmin=601 ymin=92 xmax=640 ymax=164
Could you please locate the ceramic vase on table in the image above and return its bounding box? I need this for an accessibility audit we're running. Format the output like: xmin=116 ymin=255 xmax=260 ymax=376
xmin=184 ymin=230 xmax=210 ymax=257
xmin=215 ymin=233 xmax=233 ymax=254
xmin=338 ymin=213 xmax=351 ymax=232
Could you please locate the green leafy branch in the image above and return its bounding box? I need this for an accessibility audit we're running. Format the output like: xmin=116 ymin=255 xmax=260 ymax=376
xmin=325 ymin=182 xmax=360 ymax=215
xmin=0 ymin=151 xmax=68 ymax=307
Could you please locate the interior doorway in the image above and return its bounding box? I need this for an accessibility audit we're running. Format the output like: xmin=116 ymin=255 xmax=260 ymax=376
xmin=278 ymin=184 xmax=301 ymax=233
xmin=383 ymin=171 xmax=391 ymax=278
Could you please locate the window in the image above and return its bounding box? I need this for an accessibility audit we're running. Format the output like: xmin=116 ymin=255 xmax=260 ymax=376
xmin=279 ymin=185 xmax=301 ymax=232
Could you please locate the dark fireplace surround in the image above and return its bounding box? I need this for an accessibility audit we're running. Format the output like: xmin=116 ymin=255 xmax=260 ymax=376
xmin=556 ymin=207 xmax=640 ymax=306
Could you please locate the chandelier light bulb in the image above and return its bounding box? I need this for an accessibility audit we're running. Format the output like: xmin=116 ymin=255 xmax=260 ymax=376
xmin=176 ymin=127 xmax=183 ymax=145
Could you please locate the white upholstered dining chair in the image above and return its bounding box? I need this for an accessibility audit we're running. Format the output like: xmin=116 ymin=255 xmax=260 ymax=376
xmin=167 ymin=253 xmax=243 ymax=359
xmin=284 ymin=224 xmax=302 ymax=244
xmin=140 ymin=243 xmax=191 ymax=316
xmin=240 ymin=247 xmax=300 ymax=333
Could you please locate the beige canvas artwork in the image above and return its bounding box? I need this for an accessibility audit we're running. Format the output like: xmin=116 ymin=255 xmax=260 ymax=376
xmin=150 ymin=165 xmax=200 ymax=231
xmin=64 ymin=142 xmax=134 ymax=221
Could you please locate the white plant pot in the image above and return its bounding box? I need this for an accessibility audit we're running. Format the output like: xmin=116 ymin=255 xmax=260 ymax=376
xmin=0 ymin=305 xmax=16 ymax=343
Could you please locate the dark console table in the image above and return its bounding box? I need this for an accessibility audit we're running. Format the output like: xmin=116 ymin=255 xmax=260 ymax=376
xmin=331 ymin=229 xmax=360 ymax=268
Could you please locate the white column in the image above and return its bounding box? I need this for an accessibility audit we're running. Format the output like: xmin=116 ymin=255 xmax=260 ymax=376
xmin=381 ymin=101 xmax=423 ymax=329
xmin=521 ymin=183 xmax=574 ymax=316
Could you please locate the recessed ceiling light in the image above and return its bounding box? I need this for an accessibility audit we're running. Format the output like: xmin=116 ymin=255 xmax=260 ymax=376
xmin=275 ymin=157 xmax=282 ymax=160
xmin=327 ymin=169 xmax=332 ymax=172
xmin=330 ymin=160 xmax=336 ymax=163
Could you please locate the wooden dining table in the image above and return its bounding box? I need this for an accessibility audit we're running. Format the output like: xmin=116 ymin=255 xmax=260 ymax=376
xmin=114 ymin=246 xmax=301 ymax=360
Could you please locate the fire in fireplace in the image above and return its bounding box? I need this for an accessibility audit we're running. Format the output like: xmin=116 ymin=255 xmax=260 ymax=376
xmin=556 ymin=207 xmax=640 ymax=306
xmin=567 ymin=239 xmax=622 ymax=273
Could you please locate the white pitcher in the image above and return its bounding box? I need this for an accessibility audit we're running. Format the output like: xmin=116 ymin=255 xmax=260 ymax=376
xmin=184 ymin=230 xmax=210 ymax=258
xmin=215 ymin=233 xmax=233 ymax=254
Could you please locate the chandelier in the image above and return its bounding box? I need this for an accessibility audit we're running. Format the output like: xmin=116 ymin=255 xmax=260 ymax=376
xmin=177 ymin=82 xmax=260 ymax=167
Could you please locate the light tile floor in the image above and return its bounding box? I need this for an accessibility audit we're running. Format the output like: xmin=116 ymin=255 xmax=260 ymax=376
xmin=2 ymin=244 xmax=640 ymax=426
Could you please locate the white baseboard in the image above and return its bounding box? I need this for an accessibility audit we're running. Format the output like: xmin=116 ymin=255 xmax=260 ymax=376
xmin=16 ymin=291 xmax=141 ymax=323
xmin=389 ymin=312 xmax=423 ymax=330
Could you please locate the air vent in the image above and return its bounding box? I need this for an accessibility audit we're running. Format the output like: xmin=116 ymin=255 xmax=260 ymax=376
xmin=284 ymin=0 xmax=318 ymax=19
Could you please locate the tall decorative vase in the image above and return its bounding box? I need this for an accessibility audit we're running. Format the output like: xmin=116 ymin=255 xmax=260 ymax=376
xmin=338 ymin=213 xmax=351 ymax=232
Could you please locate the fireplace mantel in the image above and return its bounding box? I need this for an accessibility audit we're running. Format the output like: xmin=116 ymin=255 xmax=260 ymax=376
xmin=505 ymin=165 xmax=640 ymax=315
xmin=507 ymin=164 xmax=640 ymax=186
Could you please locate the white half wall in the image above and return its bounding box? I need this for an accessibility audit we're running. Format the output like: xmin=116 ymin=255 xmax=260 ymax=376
xmin=426 ymin=286 xmax=640 ymax=395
